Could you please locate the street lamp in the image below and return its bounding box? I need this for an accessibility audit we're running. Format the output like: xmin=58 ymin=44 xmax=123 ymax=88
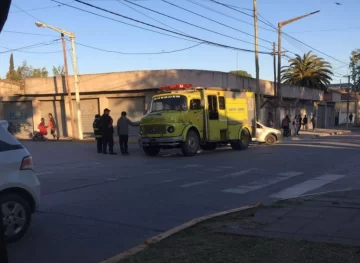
xmin=35 ymin=21 xmax=83 ymax=140
xmin=276 ymin=10 xmax=320 ymax=128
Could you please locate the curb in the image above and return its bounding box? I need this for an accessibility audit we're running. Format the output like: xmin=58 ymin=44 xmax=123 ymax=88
xmin=313 ymin=130 xmax=351 ymax=137
xmin=19 ymin=138 xmax=139 ymax=144
xmin=98 ymin=203 xmax=261 ymax=263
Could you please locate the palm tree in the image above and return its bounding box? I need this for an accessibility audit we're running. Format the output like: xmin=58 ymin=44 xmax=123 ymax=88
xmin=281 ymin=51 xmax=333 ymax=90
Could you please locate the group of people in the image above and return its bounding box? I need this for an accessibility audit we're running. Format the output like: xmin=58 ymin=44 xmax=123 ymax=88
xmin=93 ymin=108 xmax=140 ymax=155
xmin=282 ymin=114 xmax=315 ymax=137
xmin=37 ymin=113 xmax=59 ymax=140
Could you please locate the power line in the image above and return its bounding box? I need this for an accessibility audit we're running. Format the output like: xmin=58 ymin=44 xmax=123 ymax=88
xmin=51 ymin=0 xmax=200 ymax=43
xmin=160 ymin=0 xmax=272 ymax=45
xmin=0 ymin=45 xmax=66 ymax=54
xmin=2 ymin=30 xmax=58 ymax=37
xmin=256 ymin=12 xmax=348 ymax=66
xmin=9 ymin=3 xmax=70 ymax=13
xmin=186 ymin=0 xmax=275 ymax=32
xmin=287 ymin=26 xmax=360 ymax=34
xmin=121 ymin=0 xmax=271 ymax=49
xmin=117 ymin=0 xmax=185 ymax=34
xmin=53 ymin=0 xmax=272 ymax=54
xmin=0 ymin=39 xmax=61 ymax=54
xmin=73 ymin=40 xmax=204 ymax=54
xmin=12 ymin=3 xmax=43 ymax=21
xmin=207 ymin=0 xmax=253 ymax=18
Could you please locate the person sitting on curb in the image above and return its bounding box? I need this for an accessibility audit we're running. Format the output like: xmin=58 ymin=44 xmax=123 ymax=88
xmin=117 ymin=111 xmax=140 ymax=155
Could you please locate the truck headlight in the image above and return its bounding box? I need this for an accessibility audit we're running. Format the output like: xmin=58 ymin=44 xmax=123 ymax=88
xmin=167 ymin=126 xmax=175 ymax=133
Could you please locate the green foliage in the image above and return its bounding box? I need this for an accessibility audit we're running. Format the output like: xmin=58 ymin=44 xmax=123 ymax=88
xmin=5 ymin=53 xmax=20 ymax=80
xmin=349 ymin=49 xmax=360 ymax=91
xmin=52 ymin=65 xmax=65 ymax=76
xmin=230 ymin=70 xmax=252 ymax=78
xmin=6 ymin=57 xmax=48 ymax=80
xmin=281 ymin=51 xmax=333 ymax=91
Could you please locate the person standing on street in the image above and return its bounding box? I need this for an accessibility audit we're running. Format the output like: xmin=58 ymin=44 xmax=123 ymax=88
xmin=282 ymin=115 xmax=290 ymax=137
xmin=349 ymin=113 xmax=353 ymax=124
xmin=117 ymin=111 xmax=140 ymax=155
xmin=100 ymin=108 xmax=116 ymax=155
xmin=294 ymin=115 xmax=301 ymax=136
xmin=303 ymin=115 xmax=308 ymax=130
xmin=48 ymin=113 xmax=59 ymax=140
xmin=311 ymin=115 xmax=316 ymax=131
xmin=93 ymin=114 xmax=103 ymax=153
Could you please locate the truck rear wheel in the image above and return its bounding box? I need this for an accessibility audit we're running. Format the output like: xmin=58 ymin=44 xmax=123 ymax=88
xmin=231 ymin=129 xmax=250 ymax=150
xmin=181 ymin=130 xmax=199 ymax=157
xmin=143 ymin=147 xmax=160 ymax=156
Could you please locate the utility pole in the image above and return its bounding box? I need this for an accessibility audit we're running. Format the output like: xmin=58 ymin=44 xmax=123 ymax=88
xmin=273 ymin=42 xmax=277 ymax=126
xmin=345 ymin=75 xmax=351 ymax=129
xmin=61 ymin=33 xmax=76 ymax=138
xmin=253 ymin=0 xmax=260 ymax=123
xmin=277 ymin=10 xmax=320 ymax=128
xmin=70 ymin=35 xmax=83 ymax=140
xmin=35 ymin=21 xmax=83 ymax=140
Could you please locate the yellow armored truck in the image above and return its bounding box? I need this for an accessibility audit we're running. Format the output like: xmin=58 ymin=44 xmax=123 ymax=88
xmin=138 ymin=84 xmax=255 ymax=157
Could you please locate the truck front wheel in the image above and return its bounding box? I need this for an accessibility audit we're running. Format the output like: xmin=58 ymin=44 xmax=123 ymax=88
xmin=143 ymin=147 xmax=161 ymax=156
xmin=181 ymin=130 xmax=200 ymax=157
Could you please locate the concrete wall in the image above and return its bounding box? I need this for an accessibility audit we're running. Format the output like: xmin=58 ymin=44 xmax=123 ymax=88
xmin=24 ymin=69 xmax=323 ymax=101
xmin=0 ymin=81 xmax=23 ymax=96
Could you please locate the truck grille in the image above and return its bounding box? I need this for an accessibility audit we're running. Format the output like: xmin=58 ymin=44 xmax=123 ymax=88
xmin=143 ymin=125 xmax=166 ymax=134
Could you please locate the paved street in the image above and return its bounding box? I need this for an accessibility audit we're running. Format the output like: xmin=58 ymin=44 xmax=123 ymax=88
xmin=8 ymin=132 xmax=360 ymax=263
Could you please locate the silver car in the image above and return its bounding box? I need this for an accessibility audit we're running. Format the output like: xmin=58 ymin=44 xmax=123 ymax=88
xmin=254 ymin=122 xmax=282 ymax=145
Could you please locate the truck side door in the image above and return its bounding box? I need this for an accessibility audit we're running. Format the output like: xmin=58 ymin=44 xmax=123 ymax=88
xmin=188 ymin=98 xmax=204 ymax=138
xmin=207 ymin=95 xmax=221 ymax=141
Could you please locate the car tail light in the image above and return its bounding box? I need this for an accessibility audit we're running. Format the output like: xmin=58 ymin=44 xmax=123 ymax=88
xmin=20 ymin=156 xmax=34 ymax=170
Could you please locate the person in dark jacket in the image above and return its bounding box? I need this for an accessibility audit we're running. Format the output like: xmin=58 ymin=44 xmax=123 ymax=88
xmin=116 ymin=111 xmax=140 ymax=155
xmin=100 ymin=108 xmax=116 ymax=155
xmin=93 ymin=114 xmax=102 ymax=153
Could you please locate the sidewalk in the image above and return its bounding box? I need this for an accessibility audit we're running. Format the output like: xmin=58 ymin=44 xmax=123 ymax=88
xmin=299 ymin=128 xmax=351 ymax=137
xmin=20 ymin=135 xmax=140 ymax=144
xmin=114 ymin=189 xmax=360 ymax=263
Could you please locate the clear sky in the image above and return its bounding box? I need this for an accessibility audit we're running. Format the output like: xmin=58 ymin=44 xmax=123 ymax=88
xmin=1 ymin=0 xmax=359 ymax=83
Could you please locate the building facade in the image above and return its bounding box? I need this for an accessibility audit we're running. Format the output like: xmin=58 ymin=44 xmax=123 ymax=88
xmin=0 ymin=69 xmax=325 ymax=139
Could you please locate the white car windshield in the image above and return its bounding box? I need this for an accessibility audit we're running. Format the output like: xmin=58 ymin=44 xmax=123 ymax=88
xmin=150 ymin=95 xmax=188 ymax=112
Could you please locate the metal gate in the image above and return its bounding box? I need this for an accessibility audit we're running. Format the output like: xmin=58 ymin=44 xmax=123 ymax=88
xmin=108 ymin=97 xmax=145 ymax=136
xmin=1 ymin=101 xmax=34 ymax=138
xmin=317 ymin=105 xmax=325 ymax=128
xmin=327 ymin=106 xmax=335 ymax=127
xmin=72 ymin=99 xmax=99 ymax=138
xmin=39 ymin=100 xmax=67 ymax=138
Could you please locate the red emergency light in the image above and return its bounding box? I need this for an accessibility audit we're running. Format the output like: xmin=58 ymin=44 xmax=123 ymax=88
xmin=159 ymin=83 xmax=193 ymax=90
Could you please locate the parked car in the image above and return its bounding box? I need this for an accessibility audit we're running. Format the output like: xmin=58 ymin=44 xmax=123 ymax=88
xmin=254 ymin=122 xmax=282 ymax=145
xmin=0 ymin=120 xmax=40 ymax=243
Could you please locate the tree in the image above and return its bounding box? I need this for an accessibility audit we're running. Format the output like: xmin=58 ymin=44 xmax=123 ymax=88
xmin=349 ymin=49 xmax=360 ymax=91
xmin=281 ymin=51 xmax=333 ymax=90
xmin=52 ymin=65 xmax=65 ymax=76
xmin=6 ymin=53 xmax=21 ymax=80
xmin=13 ymin=60 xmax=48 ymax=79
xmin=230 ymin=70 xmax=252 ymax=78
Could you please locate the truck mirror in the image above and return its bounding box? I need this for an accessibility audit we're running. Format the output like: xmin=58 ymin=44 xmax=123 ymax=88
xmin=200 ymin=99 xmax=205 ymax=108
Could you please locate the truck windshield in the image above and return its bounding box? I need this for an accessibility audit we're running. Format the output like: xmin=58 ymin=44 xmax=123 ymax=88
xmin=150 ymin=95 xmax=188 ymax=112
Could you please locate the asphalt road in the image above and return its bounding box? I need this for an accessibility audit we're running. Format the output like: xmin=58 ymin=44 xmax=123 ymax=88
xmin=8 ymin=133 xmax=360 ymax=263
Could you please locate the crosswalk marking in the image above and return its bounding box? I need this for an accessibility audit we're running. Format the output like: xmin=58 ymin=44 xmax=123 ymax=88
xmin=220 ymin=168 xmax=260 ymax=179
xmin=269 ymin=174 xmax=345 ymax=199
xmin=181 ymin=179 xmax=219 ymax=188
xmin=222 ymin=171 xmax=303 ymax=194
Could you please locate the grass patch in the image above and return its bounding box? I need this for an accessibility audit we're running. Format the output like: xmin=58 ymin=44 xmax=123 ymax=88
xmin=119 ymin=225 xmax=360 ymax=263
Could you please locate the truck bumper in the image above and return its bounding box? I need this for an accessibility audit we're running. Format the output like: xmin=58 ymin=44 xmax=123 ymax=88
xmin=138 ymin=136 xmax=183 ymax=147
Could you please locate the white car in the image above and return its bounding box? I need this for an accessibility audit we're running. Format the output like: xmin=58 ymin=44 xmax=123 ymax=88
xmin=0 ymin=120 xmax=40 ymax=242
xmin=254 ymin=122 xmax=282 ymax=145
